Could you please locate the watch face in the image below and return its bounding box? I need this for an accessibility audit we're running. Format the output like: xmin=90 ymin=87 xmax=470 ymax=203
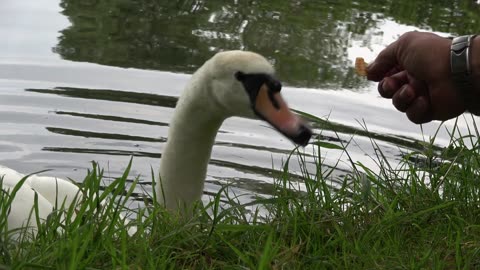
xmin=451 ymin=35 xmax=475 ymax=75
xmin=452 ymin=35 xmax=472 ymax=53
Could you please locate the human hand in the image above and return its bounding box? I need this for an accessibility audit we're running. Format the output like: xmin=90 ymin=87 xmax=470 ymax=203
xmin=367 ymin=31 xmax=467 ymax=124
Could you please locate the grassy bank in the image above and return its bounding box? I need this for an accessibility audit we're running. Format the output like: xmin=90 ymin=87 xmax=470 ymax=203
xmin=1 ymin=119 xmax=480 ymax=269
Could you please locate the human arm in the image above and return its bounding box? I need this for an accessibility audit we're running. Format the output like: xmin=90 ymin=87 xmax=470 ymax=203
xmin=366 ymin=31 xmax=480 ymax=124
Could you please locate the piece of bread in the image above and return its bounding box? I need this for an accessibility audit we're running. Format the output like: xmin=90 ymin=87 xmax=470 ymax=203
xmin=355 ymin=57 xmax=367 ymax=76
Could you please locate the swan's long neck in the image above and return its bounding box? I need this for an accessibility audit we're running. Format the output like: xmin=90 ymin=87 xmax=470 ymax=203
xmin=158 ymin=71 xmax=225 ymax=211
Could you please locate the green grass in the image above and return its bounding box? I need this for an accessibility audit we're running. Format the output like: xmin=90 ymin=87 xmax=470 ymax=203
xmin=1 ymin=117 xmax=480 ymax=269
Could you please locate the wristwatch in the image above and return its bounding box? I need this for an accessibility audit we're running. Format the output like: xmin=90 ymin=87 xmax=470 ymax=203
xmin=450 ymin=35 xmax=477 ymax=91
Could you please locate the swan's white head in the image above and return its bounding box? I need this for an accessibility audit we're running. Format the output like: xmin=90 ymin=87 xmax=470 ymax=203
xmin=160 ymin=51 xmax=312 ymax=211
xmin=203 ymin=50 xmax=312 ymax=146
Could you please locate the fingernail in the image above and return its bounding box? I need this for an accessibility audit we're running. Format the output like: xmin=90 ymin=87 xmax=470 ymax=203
xmin=399 ymin=85 xmax=411 ymax=100
xmin=378 ymin=79 xmax=386 ymax=94
xmin=383 ymin=79 xmax=393 ymax=92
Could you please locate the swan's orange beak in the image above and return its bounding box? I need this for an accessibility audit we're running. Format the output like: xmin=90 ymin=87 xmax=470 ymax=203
xmin=254 ymin=84 xmax=312 ymax=146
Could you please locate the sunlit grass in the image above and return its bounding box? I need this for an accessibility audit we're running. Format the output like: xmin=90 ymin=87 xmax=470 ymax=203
xmin=1 ymin=116 xmax=480 ymax=269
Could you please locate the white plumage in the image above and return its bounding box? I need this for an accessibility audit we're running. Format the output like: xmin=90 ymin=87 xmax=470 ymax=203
xmin=1 ymin=50 xmax=310 ymax=236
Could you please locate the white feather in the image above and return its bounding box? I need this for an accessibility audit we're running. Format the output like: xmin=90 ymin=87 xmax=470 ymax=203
xmin=2 ymin=50 xmax=297 ymax=236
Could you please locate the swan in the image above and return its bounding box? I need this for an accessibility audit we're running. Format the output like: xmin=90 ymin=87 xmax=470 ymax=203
xmin=157 ymin=50 xmax=311 ymax=212
xmin=0 ymin=50 xmax=311 ymax=236
xmin=0 ymin=165 xmax=84 ymax=236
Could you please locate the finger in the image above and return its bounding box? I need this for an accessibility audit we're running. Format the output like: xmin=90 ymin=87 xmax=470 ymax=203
xmin=366 ymin=40 xmax=400 ymax=81
xmin=384 ymin=66 xmax=402 ymax=77
xmin=406 ymin=72 xmax=428 ymax=97
xmin=405 ymin=96 xmax=432 ymax=124
xmin=378 ymin=70 xmax=409 ymax=98
xmin=392 ymin=84 xmax=416 ymax=112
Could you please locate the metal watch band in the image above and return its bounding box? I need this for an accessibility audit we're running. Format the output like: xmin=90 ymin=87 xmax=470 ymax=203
xmin=451 ymin=35 xmax=477 ymax=90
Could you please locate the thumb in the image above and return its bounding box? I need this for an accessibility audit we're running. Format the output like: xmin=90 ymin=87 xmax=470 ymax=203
xmin=367 ymin=39 xmax=401 ymax=82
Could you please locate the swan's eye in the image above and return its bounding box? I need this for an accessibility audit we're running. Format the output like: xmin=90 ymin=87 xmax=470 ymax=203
xmin=235 ymin=72 xmax=264 ymax=103
xmin=234 ymin=71 xmax=246 ymax=81
xmin=235 ymin=72 xmax=282 ymax=110
xmin=235 ymin=72 xmax=281 ymax=95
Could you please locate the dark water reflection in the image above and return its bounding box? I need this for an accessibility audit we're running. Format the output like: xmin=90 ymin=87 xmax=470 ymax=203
xmin=54 ymin=0 xmax=480 ymax=89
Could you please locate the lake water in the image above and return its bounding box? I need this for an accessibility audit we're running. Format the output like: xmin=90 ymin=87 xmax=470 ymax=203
xmin=1 ymin=0 xmax=479 ymax=205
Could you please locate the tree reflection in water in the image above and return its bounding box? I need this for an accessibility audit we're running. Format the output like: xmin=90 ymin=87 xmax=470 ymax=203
xmin=54 ymin=0 xmax=480 ymax=89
